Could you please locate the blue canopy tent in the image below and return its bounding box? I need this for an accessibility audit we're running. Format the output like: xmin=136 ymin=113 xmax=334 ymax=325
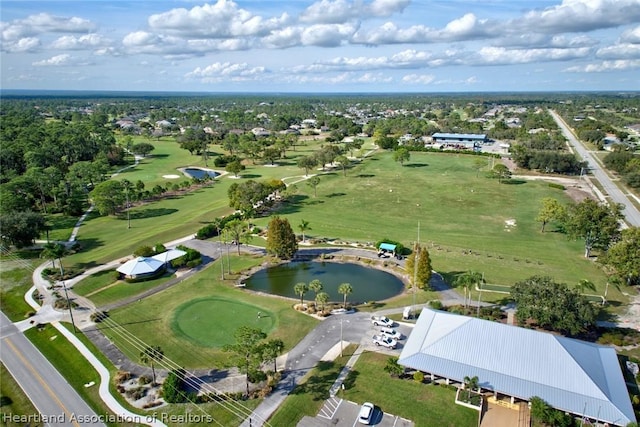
xmin=378 ymin=243 xmax=397 ymax=253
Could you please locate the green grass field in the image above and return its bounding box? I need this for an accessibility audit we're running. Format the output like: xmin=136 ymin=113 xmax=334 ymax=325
xmin=50 ymin=135 xmax=619 ymax=303
xmin=342 ymin=352 xmax=478 ymax=427
xmin=171 ymin=297 xmax=275 ymax=348
xmin=102 ymin=255 xmax=319 ymax=368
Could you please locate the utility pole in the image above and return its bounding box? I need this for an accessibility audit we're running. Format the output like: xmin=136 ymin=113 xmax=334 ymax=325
xmin=125 ymin=185 xmax=131 ymax=229
xmin=412 ymin=221 xmax=420 ymax=313
xmin=58 ymin=262 xmax=77 ymax=333
xmin=219 ymin=247 xmax=225 ymax=280
xmin=476 ymin=272 xmax=484 ymax=317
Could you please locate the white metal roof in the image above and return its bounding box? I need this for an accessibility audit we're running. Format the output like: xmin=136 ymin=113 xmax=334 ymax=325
xmin=151 ymin=248 xmax=187 ymax=263
xmin=116 ymin=257 xmax=164 ymax=276
xmin=398 ymin=308 xmax=635 ymax=426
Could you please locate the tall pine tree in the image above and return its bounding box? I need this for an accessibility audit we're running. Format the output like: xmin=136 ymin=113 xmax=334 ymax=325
xmin=405 ymin=243 xmax=432 ymax=290
xmin=266 ymin=216 xmax=298 ymax=259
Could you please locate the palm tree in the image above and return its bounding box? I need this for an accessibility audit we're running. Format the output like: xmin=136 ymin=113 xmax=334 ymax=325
xmin=454 ymin=271 xmax=482 ymax=309
xmin=140 ymin=346 xmax=164 ymax=385
xmin=576 ymin=279 xmax=596 ymax=294
xmin=309 ymin=279 xmax=323 ymax=299
xmin=338 ymin=283 xmax=353 ymax=308
xmin=307 ymin=176 xmax=320 ymax=197
xmin=463 ymin=375 xmax=480 ymax=400
xmin=298 ymin=219 xmax=311 ymax=243
xmin=293 ymin=282 xmax=308 ymax=308
xmin=384 ymin=357 xmax=404 ymax=377
xmin=315 ymin=292 xmax=329 ymax=312
xmin=40 ymin=242 xmax=67 ymax=271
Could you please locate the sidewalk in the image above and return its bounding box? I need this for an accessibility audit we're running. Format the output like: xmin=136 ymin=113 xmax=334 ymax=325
xmin=329 ymin=344 xmax=364 ymax=397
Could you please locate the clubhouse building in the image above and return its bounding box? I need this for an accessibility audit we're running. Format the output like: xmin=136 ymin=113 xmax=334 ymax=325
xmin=398 ymin=309 xmax=635 ymax=426
xmin=431 ymin=133 xmax=488 ymax=148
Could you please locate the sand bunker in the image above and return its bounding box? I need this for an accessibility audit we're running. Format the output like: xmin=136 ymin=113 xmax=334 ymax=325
xmin=163 ymin=174 xmax=180 ymax=179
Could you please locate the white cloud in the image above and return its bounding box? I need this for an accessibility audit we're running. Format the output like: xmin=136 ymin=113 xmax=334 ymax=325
xmin=50 ymin=34 xmax=110 ymax=50
xmin=2 ymin=13 xmax=95 ymax=40
xmin=565 ymin=59 xmax=640 ymax=72
xmin=186 ymin=61 xmax=266 ymax=82
xmin=513 ymin=0 xmax=640 ymax=34
xmin=596 ymin=43 xmax=640 ymax=59
xmin=262 ymin=27 xmax=303 ymax=48
xmin=148 ymin=0 xmax=289 ymax=38
xmin=300 ymin=23 xmax=357 ymax=47
xmin=32 ymin=53 xmax=72 ymax=66
xmin=620 ymin=25 xmax=640 ymax=44
xmin=300 ymin=0 xmax=409 ymax=24
xmin=401 ymin=74 xmax=436 ymax=84
xmin=1 ymin=37 xmax=40 ymax=53
xmin=475 ymin=46 xmax=592 ymax=65
xmin=351 ymin=13 xmax=493 ymax=45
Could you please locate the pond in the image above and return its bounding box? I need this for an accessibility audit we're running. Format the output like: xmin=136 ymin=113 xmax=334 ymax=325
xmin=244 ymin=261 xmax=405 ymax=303
xmin=183 ymin=168 xmax=219 ymax=179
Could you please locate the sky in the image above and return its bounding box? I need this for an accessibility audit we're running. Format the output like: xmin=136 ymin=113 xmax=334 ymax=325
xmin=1 ymin=0 xmax=640 ymax=93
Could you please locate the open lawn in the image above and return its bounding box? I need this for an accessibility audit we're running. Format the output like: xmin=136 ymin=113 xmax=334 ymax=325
xmin=342 ymin=351 xmax=478 ymax=427
xmin=252 ymin=150 xmax=619 ymax=300
xmin=57 ymin=134 xmax=622 ymax=303
xmin=0 ymin=250 xmax=41 ymax=321
xmin=171 ymin=297 xmax=275 ymax=348
xmin=74 ymin=271 xmax=175 ymax=308
xmin=100 ymin=255 xmax=319 ymax=368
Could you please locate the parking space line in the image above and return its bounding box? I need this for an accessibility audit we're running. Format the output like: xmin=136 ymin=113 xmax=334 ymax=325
xmin=318 ymin=397 xmax=343 ymax=420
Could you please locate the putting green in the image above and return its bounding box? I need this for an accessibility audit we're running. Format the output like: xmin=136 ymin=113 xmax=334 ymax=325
xmin=171 ymin=297 xmax=275 ymax=348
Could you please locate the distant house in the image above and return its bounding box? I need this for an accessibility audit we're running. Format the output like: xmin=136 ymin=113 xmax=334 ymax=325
xmin=431 ymin=133 xmax=487 ymax=148
xmin=251 ymin=127 xmax=270 ymax=137
xmin=603 ymin=135 xmax=621 ymax=151
xmin=399 ymin=309 xmax=635 ymax=427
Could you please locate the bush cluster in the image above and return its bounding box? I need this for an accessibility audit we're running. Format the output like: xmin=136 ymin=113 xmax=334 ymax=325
xmin=171 ymin=245 xmax=202 ymax=269
xmin=195 ymin=212 xmax=243 ymax=239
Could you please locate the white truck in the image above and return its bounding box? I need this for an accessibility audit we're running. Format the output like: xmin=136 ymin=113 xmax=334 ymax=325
xmin=371 ymin=315 xmax=394 ymax=327
xmin=372 ymin=334 xmax=397 ymax=349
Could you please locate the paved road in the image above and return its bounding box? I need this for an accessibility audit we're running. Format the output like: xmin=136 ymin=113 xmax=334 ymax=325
xmin=0 ymin=312 xmax=106 ymax=427
xmin=549 ymin=109 xmax=640 ymax=227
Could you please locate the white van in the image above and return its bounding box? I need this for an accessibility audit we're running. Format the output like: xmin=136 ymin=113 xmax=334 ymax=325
xmin=403 ymin=306 xmax=412 ymax=320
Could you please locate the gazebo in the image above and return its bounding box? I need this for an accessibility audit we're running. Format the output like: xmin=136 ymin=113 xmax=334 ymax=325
xmin=117 ymin=257 xmax=165 ymax=280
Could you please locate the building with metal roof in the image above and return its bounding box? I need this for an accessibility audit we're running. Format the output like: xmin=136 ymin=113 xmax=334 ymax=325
xmin=398 ymin=308 xmax=635 ymax=426
xmin=431 ymin=133 xmax=487 ymax=147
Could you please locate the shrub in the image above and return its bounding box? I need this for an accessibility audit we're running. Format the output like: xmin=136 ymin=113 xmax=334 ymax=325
xmin=413 ymin=371 xmax=424 ymax=383
xmin=214 ymin=154 xmax=239 ymax=167
xmin=90 ymin=311 xmax=109 ymax=323
xmin=133 ymin=245 xmax=154 ymax=257
xmin=125 ymin=387 xmax=147 ymax=400
xmin=138 ymin=375 xmax=152 ymax=385
xmin=429 ymin=300 xmax=443 ymax=310
xmin=548 ymin=182 xmax=565 ymax=190
xmin=114 ymin=371 xmax=131 ymax=384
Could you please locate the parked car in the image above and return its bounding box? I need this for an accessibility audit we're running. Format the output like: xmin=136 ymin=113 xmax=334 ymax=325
xmin=358 ymin=402 xmax=375 ymax=424
xmin=380 ymin=327 xmax=403 ymax=340
xmin=371 ymin=315 xmax=394 ymax=327
xmin=372 ymin=334 xmax=397 ymax=349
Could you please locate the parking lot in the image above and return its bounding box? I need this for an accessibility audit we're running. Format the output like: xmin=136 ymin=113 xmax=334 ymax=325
xmin=299 ymin=398 xmax=414 ymax=427
xmin=296 ymin=317 xmax=416 ymax=427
